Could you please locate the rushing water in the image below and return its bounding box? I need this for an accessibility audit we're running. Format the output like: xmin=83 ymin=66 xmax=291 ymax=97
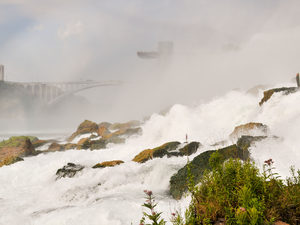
xmin=0 ymin=84 xmax=300 ymax=225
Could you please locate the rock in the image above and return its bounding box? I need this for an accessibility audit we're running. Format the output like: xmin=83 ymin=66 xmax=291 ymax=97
xmin=169 ymin=136 xmax=260 ymax=199
xmin=90 ymin=139 xmax=107 ymax=150
xmin=32 ymin=139 xmax=49 ymax=148
xmin=64 ymin=143 xmax=77 ymax=150
xmin=47 ymin=142 xmax=65 ymax=152
xmin=109 ymin=120 xmax=140 ymax=130
xmin=259 ymin=87 xmax=297 ymax=106
xmin=0 ymin=156 xmax=24 ymax=167
xmin=230 ymin=122 xmax=268 ymax=139
xmin=97 ymin=126 xmax=111 ymax=137
xmin=92 ymin=160 xmax=124 ymax=168
xmin=77 ymin=138 xmax=90 ymax=150
xmin=98 ymin=122 xmax=112 ymax=128
xmin=178 ymin=142 xmax=201 ymax=156
xmin=0 ymin=136 xmax=36 ymax=167
xmin=56 ymin=163 xmax=84 ymax=179
xmin=76 ymin=138 xmax=107 ymax=150
xmin=132 ymin=142 xmax=181 ymax=163
xmin=67 ymin=120 xmax=99 ymax=142
xmin=236 ymin=135 xmax=267 ymax=152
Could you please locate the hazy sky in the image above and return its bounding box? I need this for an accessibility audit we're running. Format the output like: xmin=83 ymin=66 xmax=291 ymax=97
xmin=1 ymin=0 xmax=300 ymax=123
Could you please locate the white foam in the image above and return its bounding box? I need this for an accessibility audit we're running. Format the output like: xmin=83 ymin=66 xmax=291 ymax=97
xmin=0 ymin=86 xmax=299 ymax=224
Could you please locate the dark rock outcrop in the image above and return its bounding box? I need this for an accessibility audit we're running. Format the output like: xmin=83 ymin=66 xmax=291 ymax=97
xmin=169 ymin=135 xmax=265 ymax=199
xmin=259 ymin=87 xmax=298 ymax=106
xmin=178 ymin=142 xmax=201 ymax=156
xmin=132 ymin=142 xmax=181 ymax=163
xmin=56 ymin=163 xmax=84 ymax=179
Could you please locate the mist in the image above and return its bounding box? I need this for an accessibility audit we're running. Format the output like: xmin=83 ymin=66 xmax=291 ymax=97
xmin=1 ymin=0 xmax=300 ymax=132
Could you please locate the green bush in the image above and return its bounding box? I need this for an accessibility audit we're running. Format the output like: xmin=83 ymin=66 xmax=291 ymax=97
xmin=182 ymin=153 xmax=300 ymax=224
xmin=139 ymin=153 xmax=300 ymax=224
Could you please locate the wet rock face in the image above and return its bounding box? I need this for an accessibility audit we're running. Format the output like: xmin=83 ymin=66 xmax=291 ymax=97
xmin=0 ymin=136 xmax=36 ymax=167
xmin=67 ymin=120 xmax=99 ymax=142
xmin=230 ymin=122 xmax=268 ymax=139
xmin=169 ymin=135 xmax=265 ymax=200
xmin=56 ymin=163 xmax=84 ymax=179
xmin=48 ymin=143 xmax=65 ymax=152
xmin=178 ymin=142 xmax=201 ymax=156
xmin=92 ymin=160 xmax=124 ymax=168
xmin=133 ymin=141 xmax=201 ymax=163
xmin=259 ymin=87 xmax=297 ymax=106
xmin=132 ymin=142 xmax=181 ymax=163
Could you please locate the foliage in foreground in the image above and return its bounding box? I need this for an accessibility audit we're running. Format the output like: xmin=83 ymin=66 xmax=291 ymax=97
xmin=140 ymin=153 xmax=300 ymax=224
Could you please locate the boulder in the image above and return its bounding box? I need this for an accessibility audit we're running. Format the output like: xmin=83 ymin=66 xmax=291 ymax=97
xmin=76 ymin=138 xmax=107 ymax=150
xmin=169 ymin=135 xmax=265 ymax=199
xmin=178 ymin=142 xmax=201 ymax=156
xmin=64 ymin=143 xmax=77 ymax=150
xmin=32 ymin=139 xmax=49 ymax=148
xmin=90 ymin=139 xmax=107 ymax=150
xmin=230 ymin=122 xmax=268 ymax=139
xmin=0 ymin=156 xmax=24 ymax=167
xmin=77 ymin=138 xmax=90 ymax=150
xmin=92 ymin=160 xmax=124 ymax=168
xmin=109 ymin=120 xmax=140 ymax=130
xmin=132 ymin=142 xmax=181 ymax=163
xmin=97 ymin=126 xmax=111 ymax=137
xmin=98 ymin=122 xmax=112 ymax=128
xmin=56 ymin=163 xmax=84 ymax=179
xmin=259 ymin=87 xmax=297 ymax=106
xmin=47 ymin=142 xmax=65 ymax=152
xmin=0 ymin=136 xmax=36 ymax=167
xmin=67 ymin=120 xmax=99 ymax=142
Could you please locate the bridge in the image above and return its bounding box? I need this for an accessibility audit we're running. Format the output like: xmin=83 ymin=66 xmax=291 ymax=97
xmin=0 ymin=65 xmax=122 ymax=105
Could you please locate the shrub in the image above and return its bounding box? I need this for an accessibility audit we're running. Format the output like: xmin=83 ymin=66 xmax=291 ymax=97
xmin=139 ymin=154 xmax=300 ymax=224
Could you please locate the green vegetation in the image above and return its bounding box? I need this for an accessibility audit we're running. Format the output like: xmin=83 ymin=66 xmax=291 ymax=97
xmin=141 ymin=154 xmax=300 ymax=224
xmin=0 ymin=136 xmax=37 ymax=148
xmin=170 ymin=144 xmax=250 ymax=200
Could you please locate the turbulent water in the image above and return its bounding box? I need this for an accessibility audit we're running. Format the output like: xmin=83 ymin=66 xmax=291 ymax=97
xmin=1 ymin=83 xmax=300 ymax=225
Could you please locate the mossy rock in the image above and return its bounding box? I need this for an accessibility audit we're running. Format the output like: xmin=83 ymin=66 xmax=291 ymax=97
xmin=92 ymin=160 xmax=124 ymax=168
xmin=67 ymin=120 xmax=99 ymax=142
xmin=0 ymin=156 xmax=23 ymax=167
xmin=259 ymin=87 xmax=297 ymax=106
xmin=178 ymin=142 xmax=201 ymax=156
xmin=170 ymin=140 xmax=255 ymax=200
xmin=0 ymin=136 xmax=38 ymax=148
xmin=133 ymin=142 xmax=181 ymax=163
xmin=0 ymin=137 xmax=35 ymax=168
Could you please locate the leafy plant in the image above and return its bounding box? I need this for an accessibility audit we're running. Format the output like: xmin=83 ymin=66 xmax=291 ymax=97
xmin=140 ymin=190 xmax=166 ymax=225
